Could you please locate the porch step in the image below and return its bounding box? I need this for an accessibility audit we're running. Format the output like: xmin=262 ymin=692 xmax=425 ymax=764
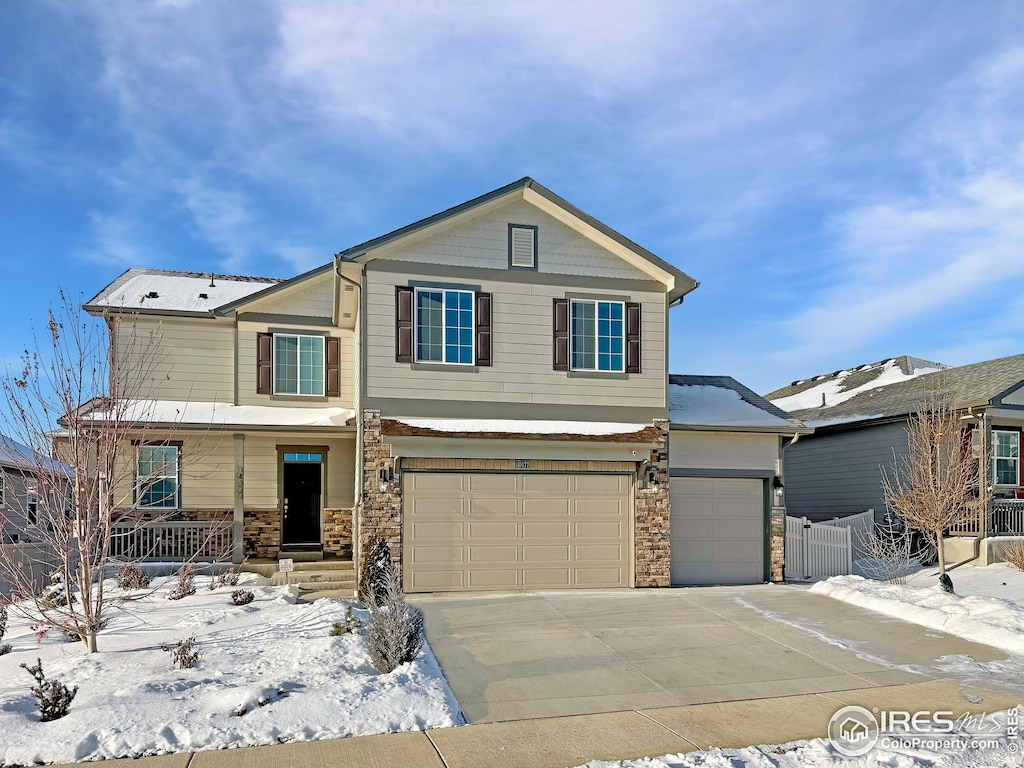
xmin=242 ymin=559 xmax=354 ymax=579
xmin=271 ymin=563 xmax=355 ymax=589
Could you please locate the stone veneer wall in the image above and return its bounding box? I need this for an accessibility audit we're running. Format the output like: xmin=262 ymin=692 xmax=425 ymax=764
xmin=634 ymin=418 xmax=671 ymax=587
xmin=324 ymin=507 xmax=353 ymax=558
xmin=244 ymin=509 xmax=280 ymax=559
xmin=358 ymin=410 xmax=402 ymax=573
xmin=770 ymin=506 xmax=785 ymax=583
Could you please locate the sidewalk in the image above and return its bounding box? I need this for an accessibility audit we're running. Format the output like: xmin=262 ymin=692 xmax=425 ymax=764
xmin=49 ymin=680 xmax=1022 ymax=768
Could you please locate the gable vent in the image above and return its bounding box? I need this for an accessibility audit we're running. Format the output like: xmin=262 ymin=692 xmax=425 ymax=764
xmin=509 ymin=225 xmax=537 ymax=269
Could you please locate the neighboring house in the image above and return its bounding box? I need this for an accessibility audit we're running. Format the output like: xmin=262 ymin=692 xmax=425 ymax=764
xmin=84 ymin=177 xmax=805 ymax=590
xmin=667 ymin=376 xmax=809 ymax=585
xmin=766 ymin=354 xmax=1024 ymax=538
xmin=0 ymin=434 xmax=70 ymax=544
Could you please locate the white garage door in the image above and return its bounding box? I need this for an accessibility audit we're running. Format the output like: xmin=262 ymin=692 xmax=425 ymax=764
xmin=670 ymin=477 xmax=765 ymax=585
xmin=403 ymin=472 xmax=632 ymax=592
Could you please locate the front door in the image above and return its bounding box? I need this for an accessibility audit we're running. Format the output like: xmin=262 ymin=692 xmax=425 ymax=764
xmin=282 ymin=454 xmax=323 ymax=546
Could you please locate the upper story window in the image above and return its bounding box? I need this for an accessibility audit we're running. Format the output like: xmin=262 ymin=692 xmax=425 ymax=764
xmin=571 ymin=299 xmax=624 ymax=372
xmin=275 ymin=334 xmax=325 ymax=396
xmin=415 ymin=288 xmax=475 ymax=365
xmin=994 ymin=430 xmax=1020 ymax=485
xmin=137 ymin=444 xmax=180 ymax=509
xmin=26 ymin=485 xmax=38 ymax=525
xmin=0 ymin=473 xmax=5 ymax=508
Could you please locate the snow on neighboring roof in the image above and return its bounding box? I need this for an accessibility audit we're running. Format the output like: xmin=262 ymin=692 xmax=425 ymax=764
xmin=84 ymin=401 xmax=355 ymax=428
xmin=769 ymin=357 xmax=944 ymax=413
xmin=85 ymin=269 xmax=283 ymax=313
xmin=668 ymin=375 xmax=804 ymax=430
xmin=0 ymin=434 xmax=71 ymax=475
xmin=394 ymin=418 xmax=648 ymax=436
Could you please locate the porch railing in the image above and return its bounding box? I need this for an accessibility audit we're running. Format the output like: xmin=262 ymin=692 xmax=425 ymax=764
xmin=991 ymin=500 xmax=1024 ymax=536
xmin=109 ymin=521 xmax=233 ymax=561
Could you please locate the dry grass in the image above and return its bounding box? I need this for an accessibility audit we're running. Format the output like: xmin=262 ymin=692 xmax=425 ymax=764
xmin=1003 ymin=539 xmax=1024 ymax=572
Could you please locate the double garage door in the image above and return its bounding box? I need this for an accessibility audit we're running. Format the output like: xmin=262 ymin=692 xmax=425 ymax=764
xmin=403 ymin=472 xmax=631 ymax=592
xmin=670 ymin=477 xmax=766 ymax=585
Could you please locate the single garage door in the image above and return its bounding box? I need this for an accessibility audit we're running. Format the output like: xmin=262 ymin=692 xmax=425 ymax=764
xmin=403 ymin=472 xmax=632 ymax=592
xmin=670 ymin=477 xmax=765 ymax=585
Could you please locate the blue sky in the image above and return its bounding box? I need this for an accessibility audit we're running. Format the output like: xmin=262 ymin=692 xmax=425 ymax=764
xmin=2 ymin=1 xmax=1023 ymax=396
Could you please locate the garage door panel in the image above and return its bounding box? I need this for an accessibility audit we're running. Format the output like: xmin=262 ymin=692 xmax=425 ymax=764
xmin=714 ymin=520 xmax=763 ymax=539
xmin=672 ymin=540 xmax=714 ymax=562
xmin=404 ymin=472 xmax=631 ymax=592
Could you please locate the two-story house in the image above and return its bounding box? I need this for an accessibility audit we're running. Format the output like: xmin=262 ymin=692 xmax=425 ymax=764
xmin=85 ymin=178 xmax=802 ymax=590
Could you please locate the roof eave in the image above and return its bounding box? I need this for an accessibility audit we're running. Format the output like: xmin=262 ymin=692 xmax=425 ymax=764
xmin=669 ymin=423 xmax=813 ymax=435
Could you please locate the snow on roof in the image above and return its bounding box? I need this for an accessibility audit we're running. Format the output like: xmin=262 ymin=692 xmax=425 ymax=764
xmin=86 ymin=269 xmax=283 ymax=313
xmin=84 ymin=401 xmax=355 ymax=428
xmin=0 ymin=434 xmax=71 ymax=475
xmin=394 ymin=418 xmax=648 ymax=436
xmin=769 ymin=358 xmax=943 ymax=413
xmin=668 ymin=377 xmax=800 ymax=429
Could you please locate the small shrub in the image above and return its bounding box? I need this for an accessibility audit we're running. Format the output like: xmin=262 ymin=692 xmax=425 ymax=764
xmin=0 ymin=643 xmax=10 ymax=656
xmin=209 ymin=567 xmax=240 ymax=590
xmin=20 ymin=658 xmax=78 ymax=721
xmin=858 ymin=514 xmax=916 ymax=585
xmin=231 ymin=590 xmax=254 ymax=606
xmin=30 ymin=624 xmax=48 ymax=644
xmin=330 ymin=606 xmax=362 ymax=636
xmin=162 ymin=636 xmax=199 ymax=669
xmin=0 ymin=602 xmax=7 ymax=643
xmin=366 ymin=555 xmax=423 ymax=674
xmin=168 ymin=565 xmax=196 ymax=600
xmin=41 ymin=572 xmax=76 ymax=609
xmin=116 ymin=561 xmax=151 ymax=591
xmin=1003 ymin=539 xmax=1024 ymax=572
xmin=358 ymin=535 xmax=393 ymax=606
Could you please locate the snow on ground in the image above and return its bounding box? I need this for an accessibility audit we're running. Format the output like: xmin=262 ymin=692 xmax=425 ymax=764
xmin=0 ymin=573 xmax=462 ymax=766
xmin=574 ymin=706 xmax=1022 ymax=767
xmin=810 ymin=563 xmax=1024 ymax=655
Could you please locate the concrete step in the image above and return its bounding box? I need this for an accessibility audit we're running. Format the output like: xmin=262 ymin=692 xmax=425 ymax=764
xmin=242 ymin=559 xmax=354 ymax=578
xmin=272 ymin=569 xmax=356 ymax=588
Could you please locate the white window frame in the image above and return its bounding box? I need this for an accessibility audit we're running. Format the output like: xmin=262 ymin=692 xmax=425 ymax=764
xmin=0 ymin=473 xmax=5 ymax=508
xmin=273 ymin=333 xmax=326 ymax=396
xmin=413 ymin=287 xmax=475 ymax=366
xmin=993 ymin=429 xmax=1020 ymax=486
xmin=569 ymin=298 xmax=626 ymax=373
xmin=26 ymin=484 xmax=38 ymax=525
xmin=136 ymin=444 xmax=181 ymax=510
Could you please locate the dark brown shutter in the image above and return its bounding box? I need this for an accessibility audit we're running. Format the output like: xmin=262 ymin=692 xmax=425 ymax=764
xmin=395 ymin=287 xmax=413 ymax=363
xmin=626 ymin=302 xmax=641 ymax=374
xmin=553 ymin=298 xmax=569 ymax=371
xmin=475 ymin=292 xmax=492 ymax=366
xmin=257 ymin=332 xmax=273 ymax=394
xmin=325 ymin=336 xmax=340 ymax=397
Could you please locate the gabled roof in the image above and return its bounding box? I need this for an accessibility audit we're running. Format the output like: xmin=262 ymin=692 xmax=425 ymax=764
xmin=84 ymin=268 xmax=284 ymax=316
xmin=0 ymin=434 xmax=71 ymax=475
xmin=337 ymin=177 xmax=699 ymax=302
xmin=669 ymin=374 xmax=809 ymax=433
xmin=774 ymin=353 xmax=1024 ymax=426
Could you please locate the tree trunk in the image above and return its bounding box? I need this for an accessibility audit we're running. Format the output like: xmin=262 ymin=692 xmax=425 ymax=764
xmin=936 ymin=531 xmax=945 ymax=576
xmin=85 ymin=630 xmax=97 ymax=654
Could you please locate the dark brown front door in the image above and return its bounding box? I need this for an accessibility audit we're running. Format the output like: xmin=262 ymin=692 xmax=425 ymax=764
xmin=282 ymin=461 xmax=322 ymax=545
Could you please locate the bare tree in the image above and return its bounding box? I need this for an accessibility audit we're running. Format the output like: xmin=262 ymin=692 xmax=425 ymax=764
xmin=0 ymin=292 xmax=217 ymax=652
xmin=882 ymin=387 xmax=977 ymax=575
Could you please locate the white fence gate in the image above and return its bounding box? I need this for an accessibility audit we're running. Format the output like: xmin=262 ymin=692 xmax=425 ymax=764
xmin=821 ymin=510 xmax=875 ymax=563
xmin=785 ymin=515 xmax=853 ymax=580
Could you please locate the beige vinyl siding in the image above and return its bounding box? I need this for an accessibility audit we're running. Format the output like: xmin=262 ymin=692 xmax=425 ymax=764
xmin=365 ymin=269 xmax=666 ymax=409
xmin=240 ymin=433 xmax=356 ymax=509
xmin=236 ymin=321 xmax=357 ymax=409
xmin=377 ymin=199 xmax=651 ymax=281
xmin=115 ymin=317 xmax=235 ymax=402
xmin=669 ymin=432 xmax=780 ymax=472
xmin=242 ymin=272 xmax=335 ymax=318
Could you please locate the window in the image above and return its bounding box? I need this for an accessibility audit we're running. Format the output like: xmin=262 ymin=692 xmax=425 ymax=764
xmin=284 ymin=452 xmax=322 ymax=463
xmin=994 ymin=430 xmax=1020 ymax=486
xmin=274 ymin=334 xmax=325 ymax=396
xmin=415 ymin=288 xmax=475 ymax=365
xmin=137 ymin=445 xmax=180 ymax=509
xmin=571 ymin=299 xmax=624 ymax=372
xmin=0 ymin=473 xmax=4 ymax=508
xmin=26 ymin=486 xmax=37 ymax=525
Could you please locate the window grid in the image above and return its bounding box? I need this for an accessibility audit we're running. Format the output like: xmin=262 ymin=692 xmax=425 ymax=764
xmin=416 ymin=289 xmax=474 ymax=365
xmin=274 ymin=334 xmax=325 ymax=396
xmin=994 ymin=430 xmax=1020 ymax=486
xmin=571 ymin=299 xmax=624 ymax=372
xmin=137 ymin=445 xmax=180 ymax=509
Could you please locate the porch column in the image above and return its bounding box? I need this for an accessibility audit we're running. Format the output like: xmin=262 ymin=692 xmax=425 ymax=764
xmin=233 ymin=434 xmax=245 ymax=563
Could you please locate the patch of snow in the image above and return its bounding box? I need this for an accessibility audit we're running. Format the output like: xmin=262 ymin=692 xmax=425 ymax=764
xmin=85 ymin=400 xmax=355 ymax=428
xmin=94 ymin=273 xmax=278 ymax=312
xmin=668 ymin=385 xmax=794 ymax=428
xmin=0 ymin=573 xmax=462 ymax=765
xmin=395 ymin=418 xmax=648 ymax=435
xmin=771 ymin=359 xmax=941 ymax=412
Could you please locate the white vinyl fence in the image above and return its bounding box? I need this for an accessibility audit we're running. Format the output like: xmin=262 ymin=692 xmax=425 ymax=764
xmin=785 ymin=515 xmax=853 ymax=580
xmin=820 ymin=509 xmax=875 ymax=563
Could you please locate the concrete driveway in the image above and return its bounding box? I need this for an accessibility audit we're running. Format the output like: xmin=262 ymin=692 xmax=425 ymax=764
xmin=412 ymin=584 xmax=1021 ymax=723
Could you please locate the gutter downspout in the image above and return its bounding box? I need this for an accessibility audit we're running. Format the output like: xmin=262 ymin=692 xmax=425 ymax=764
xmin=335 ymin=255 xmax=364 ymax=578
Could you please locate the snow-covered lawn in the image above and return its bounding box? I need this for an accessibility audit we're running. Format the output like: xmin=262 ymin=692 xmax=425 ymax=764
xmin=0 ymin=572 xmax=462 ymax=766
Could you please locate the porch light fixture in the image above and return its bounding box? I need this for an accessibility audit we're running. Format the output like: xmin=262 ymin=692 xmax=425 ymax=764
xmin=773 ymin=476 xmax=785 ymax=497
xmin=647 ymin=469 xmax=658 ymax=491
xmin=378 ymin=467 xmax=393 ymax=493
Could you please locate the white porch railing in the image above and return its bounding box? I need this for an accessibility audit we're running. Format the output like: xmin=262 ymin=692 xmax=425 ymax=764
xmin=992 ymin=501 xmax=1024 ymax=535
xmin=785 ymin=515 xmax=853 ymax=580
xmin=109 ymin=521 xmax=233 ymax=561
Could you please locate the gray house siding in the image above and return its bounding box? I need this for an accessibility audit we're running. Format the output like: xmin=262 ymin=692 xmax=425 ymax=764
xmin=782 ymin=421 xmax=909 ymax=523
xmin=1 ymin=467 xmax=38 ymax=543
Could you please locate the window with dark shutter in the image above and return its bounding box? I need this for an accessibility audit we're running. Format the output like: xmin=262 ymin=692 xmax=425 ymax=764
xmin=626 ymin=302 xmax=641 ymax=374
xmin=326 ymin=337 xmax=341 ymax=396
xmin=476 ymin=292 xmax=492 ymax=366
xmin=552 ymin=298 xmax=569 ymax=371
xmin=257 ymin=332 xmax=273 ymax=393
xmin=395 ymin=286 xmax=413 ymax=363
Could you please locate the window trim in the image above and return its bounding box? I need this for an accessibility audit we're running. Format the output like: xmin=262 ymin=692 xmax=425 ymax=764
xmin=508 ymin=223 xmax=539 ymax=271
xmin=413 ymin=286 xmax=476 ymax=366
xmin=272 ymin=332 xmax=326 ymax=397
xmin=135 ymin=442 xmax=182 ymax=510
xmin=569 ymin=298 xmax=626 ymax=373
xmin=0 ymin=472 xmax=5 ymax=508
xmin=993 ymin=429 xmax=1020 ymax=486
xmin=26 ymin=485 xmax=38 ymax=526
